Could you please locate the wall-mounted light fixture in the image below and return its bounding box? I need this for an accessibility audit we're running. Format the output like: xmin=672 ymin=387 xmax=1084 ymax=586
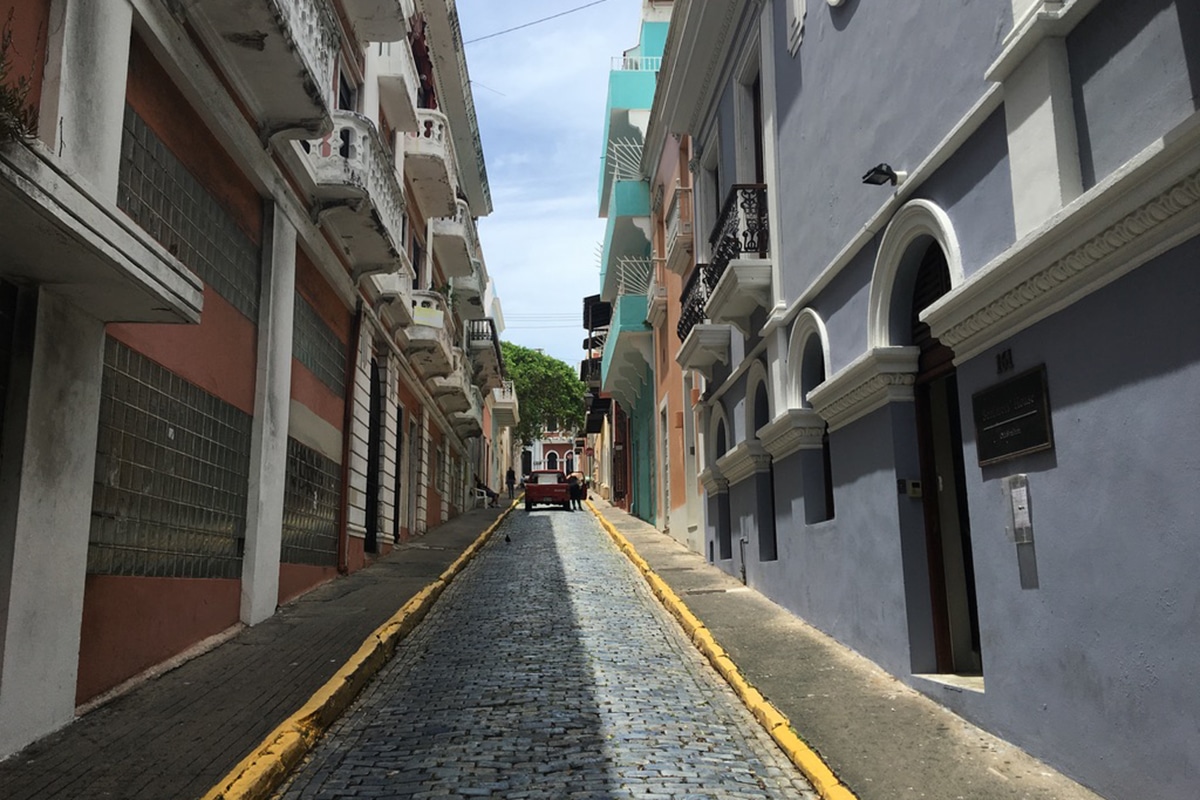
xmin=862 ymin=163 xmax=907 ymax=186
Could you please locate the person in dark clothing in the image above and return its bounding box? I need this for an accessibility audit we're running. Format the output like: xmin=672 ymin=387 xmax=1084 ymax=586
xmin=567 ymin=473 xmax=583 ymax=511
xmin=475 ymin=476 xmax=500 ymax=507
xmin=506 ymin=467 xmax=516 ymax=499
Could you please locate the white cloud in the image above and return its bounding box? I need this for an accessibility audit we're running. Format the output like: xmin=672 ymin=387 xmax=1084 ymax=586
xmin=456 ymin=0 xmax=644 ymax=368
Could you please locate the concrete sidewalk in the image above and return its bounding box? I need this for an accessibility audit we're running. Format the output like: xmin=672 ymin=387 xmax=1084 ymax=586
xmin=592 ymin=498 xmax=1104 ymax=800
xmin=0 ymin=504 xmax=511 ymax=800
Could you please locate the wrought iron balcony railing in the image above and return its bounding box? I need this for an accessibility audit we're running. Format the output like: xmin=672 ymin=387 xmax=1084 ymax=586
xmin=676 ymin=263 xmax=718 ymax=343
xmin=709 ymin=184 xmax=769 ymax=285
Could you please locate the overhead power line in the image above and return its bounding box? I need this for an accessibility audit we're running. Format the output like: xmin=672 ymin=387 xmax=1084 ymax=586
xmin=464 ymin=0 xmax=613 ymax=45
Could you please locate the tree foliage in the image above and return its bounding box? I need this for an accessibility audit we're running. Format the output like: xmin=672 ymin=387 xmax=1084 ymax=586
xmin=501 ymin=341 xmax=585 ymax=446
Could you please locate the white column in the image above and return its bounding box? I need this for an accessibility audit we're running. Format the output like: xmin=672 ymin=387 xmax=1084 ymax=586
xmin=240 ymin=207 xmax=296 ymax=625
xmin=39 ymin=0 xmax=134 ymax=202
xmin=0 ymin=290 xmax=105 ymax=758
xmin=1004 ymin=36 xmax=1083 ymax=238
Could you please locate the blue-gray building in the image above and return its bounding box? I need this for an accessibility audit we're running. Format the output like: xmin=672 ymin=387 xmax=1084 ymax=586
xmin=647 ymin=1 xmax=1200 ymax=797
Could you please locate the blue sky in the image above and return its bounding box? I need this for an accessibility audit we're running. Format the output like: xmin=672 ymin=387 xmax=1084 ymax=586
xmin=456 ymin=0 xmax=644 ymax=370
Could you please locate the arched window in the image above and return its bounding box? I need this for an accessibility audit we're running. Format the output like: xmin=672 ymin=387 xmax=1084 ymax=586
xmin=786 ymin=309 xmax=835 ymax=523
xmin=546 ymin=451 xmax=558 ymax=470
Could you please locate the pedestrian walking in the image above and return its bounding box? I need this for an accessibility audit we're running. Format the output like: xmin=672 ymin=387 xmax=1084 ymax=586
xmin=506 ymin=466 xmax=516 ymax=499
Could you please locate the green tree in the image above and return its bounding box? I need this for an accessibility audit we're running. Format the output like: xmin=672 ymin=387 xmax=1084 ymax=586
xmin=501 ymin=342 xmax=585 ymax=446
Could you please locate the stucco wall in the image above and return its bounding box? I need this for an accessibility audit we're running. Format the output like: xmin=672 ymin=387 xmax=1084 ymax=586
xmin=945 ymin=235 xmax=1200 ymax=800
xmin=1070 ymin=0 xmax=1200 ymax=189
xmin=772 ymin=0 xmax=1010 ymax=300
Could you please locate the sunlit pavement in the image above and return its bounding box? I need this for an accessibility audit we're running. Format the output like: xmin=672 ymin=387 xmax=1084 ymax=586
xmin=275 ymin=506 xmax=816 ymax=799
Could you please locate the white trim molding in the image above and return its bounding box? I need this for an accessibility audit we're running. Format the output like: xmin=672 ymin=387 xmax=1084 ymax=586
xmin=785 ymin=308 xmax=831 ymax=408
xmin=808 ymin=347 xmax=920 ymax=432
xmin=699 ymin=464 xmax=730 ymax=495
xmin=757 ymin=408 xmax=827 ymax=461
xmin=744 ymin=358 xmax=771 ymax=435
xmin=868 ymin=199 xmax=964 ymax=348
xmin=924 ymin=109 xmax=1200 ymax=363
xmin=715 ymin=439 xmax=772 ymax=486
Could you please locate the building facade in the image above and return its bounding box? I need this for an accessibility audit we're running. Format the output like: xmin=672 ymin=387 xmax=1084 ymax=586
xmin=0 ymin=0 xmax=516 ymax=758
xmin=629 ymin=1 xmax=1200 ymax=797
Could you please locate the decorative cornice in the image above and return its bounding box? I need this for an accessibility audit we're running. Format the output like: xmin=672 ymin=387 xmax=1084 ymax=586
xmin=757 ymin=408 xmax=826 ymax=461
xmin=676 ymin=323 xmax=732 ymax=381
xmin=808 ymin=347 xmax=919 ymax=432
xmin=924 ymin=127 xmax=1200 ymax=363
xmin=699 ymin=465 xmax=729 ymax=495
xmin=715 ymin=440 xmax=772 ymax=486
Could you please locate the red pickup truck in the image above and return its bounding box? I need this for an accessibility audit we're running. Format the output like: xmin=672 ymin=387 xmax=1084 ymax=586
xmin=523 ymin=470 xmax=571 ymax=511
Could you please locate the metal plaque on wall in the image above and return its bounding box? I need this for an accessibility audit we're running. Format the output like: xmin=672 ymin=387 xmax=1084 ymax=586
xmin=972 ymin=365 xmax=1054 ymax=466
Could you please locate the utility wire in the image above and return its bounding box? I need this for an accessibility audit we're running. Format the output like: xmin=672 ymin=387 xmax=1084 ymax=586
xmin=464 ymin=0 xmax=613 ymax=45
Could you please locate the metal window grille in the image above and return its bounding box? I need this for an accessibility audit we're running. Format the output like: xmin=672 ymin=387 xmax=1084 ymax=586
xmin=293 ymin=294 xmax=347 ymax=396
xmin=89 ymin=338 xmax=251 ymax=579
xmin=118 ymin=106 xmax=261 ymax=320
xmin=281 ymin=437 xmax=340 ymax=566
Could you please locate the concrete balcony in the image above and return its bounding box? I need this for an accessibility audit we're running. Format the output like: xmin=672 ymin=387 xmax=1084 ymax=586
xmin=676 ymin=322 xmax=732 ymax=382
xmin=343 ymin=0 xmax=408 ymax=42
xmin=363 ymin=266 xmax=414 ymax=328
xmin=288 ymin=111 xmax=405 ymax=276
xmin=431 ymin=199 xmax=479 ymax=279
xmin=466 ymin=317 xmax=503 ymax=392
xmin=188 ymin=0 xmax=337 ymax=140
xmin=646 ymin=259 xmax=668 ymax=328
xmin=601 ymin=293 xmax=652 ymax=410
xmin=599 ymin=180 xmax=652 ymax=302
xmin=408 ymin=290 xmax=456 ymax=378
xmin=451 ymin=259 xmax=487 ymax=321
xmin=704 ymin=184 xmax=772 ymax=337
xmin=665 ymin=184 xmax=694 ymax=276
xmin=492 ymin=379 xmax=520 ymax=428
xmin=404 ymin=108 xmax=458 ymax=218
xmin=452 ymin=388 xmax=484 ymax=440
xmin=0 ymin=143 xmax=202 ymax=324
xmin=372 ymin=40 xmax=420 ymax=132
xmin=428 ymin=353 xmax=472 ymax=414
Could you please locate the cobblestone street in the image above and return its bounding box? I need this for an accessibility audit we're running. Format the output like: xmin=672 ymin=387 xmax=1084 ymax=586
xmin=275 ymin=508 xmax=817 ymax=799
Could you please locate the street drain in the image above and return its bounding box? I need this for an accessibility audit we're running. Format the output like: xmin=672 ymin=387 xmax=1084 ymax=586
xmin=682 ymin=588 xmax=728 ymax=595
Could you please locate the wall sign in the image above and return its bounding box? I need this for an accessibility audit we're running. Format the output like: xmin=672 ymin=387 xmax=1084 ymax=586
xmin=971 ymin=365 xmax=1054 ymax=466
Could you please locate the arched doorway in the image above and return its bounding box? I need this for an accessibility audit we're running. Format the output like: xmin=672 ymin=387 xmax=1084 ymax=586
xmin=911 ymin=243 xmax=981 ymax=675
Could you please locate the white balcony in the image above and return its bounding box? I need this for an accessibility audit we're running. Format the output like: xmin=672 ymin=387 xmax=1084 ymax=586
xmin=451 ymin=260 xmax=487 ymax=321
xmin=373 ymin=40 xmax=420 ymax=132
xmin=188 ymin=0 xmax=337 ymax=140
xmin=646 ymin=259 xmax=668 ymax=328
xmin=364 ymin=267 xmax=414 ymax=328
xmin=431 ymin=199 xmax=479 ymax=279
xmin=343 ymin=0 xmax=407 ymax=42
xmin=288 ymin=111 xmax=405 ymax=275
xmin=452 ymin=388 xmax=484 ymax=440
xmin=676 ymin=323 xmax=732 ymax=382
xmin=665 ymin=184 xmax=694 ymax=276
xmin=704 ymin=185 xmax=772 ymax=337
xmin=404 ymin=108 xmax=458 ymax=218
xmin=408 ymin=290 xmax=455 ymax=378
xmin=467 ymin=317 xmax=503 ymax=392
xmin=491 ymin=380 xmax=520 ymax=428
xmin=428 ymin=353 xmax=472 ymax=414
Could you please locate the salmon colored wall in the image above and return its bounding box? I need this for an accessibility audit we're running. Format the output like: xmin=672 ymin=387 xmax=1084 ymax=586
xmin=3 ymin=1 xmax=50 ymax=117
xmin=296 ymin=247 xmax=351 ymax=340
xmin=291 ymin=248 xmax=349 ymax=429
xmin=109 ymin=286 xmax=257 ymax=414
xmin=126 ymin=35 xmax=262 ymax=243
xmin=278 ymin=563 xmax=338 ymax=606
xmin=76 ymin=575 xmax=239 ymax=704
xmin=345 ymin=536 xmax=366 ymax=573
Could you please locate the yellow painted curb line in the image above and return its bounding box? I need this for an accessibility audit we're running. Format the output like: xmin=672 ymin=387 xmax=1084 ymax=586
xmin=587 ymin=501 xmax=859 ymax=800
xmin=202 ymin=504 xmax=515 ymax=800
